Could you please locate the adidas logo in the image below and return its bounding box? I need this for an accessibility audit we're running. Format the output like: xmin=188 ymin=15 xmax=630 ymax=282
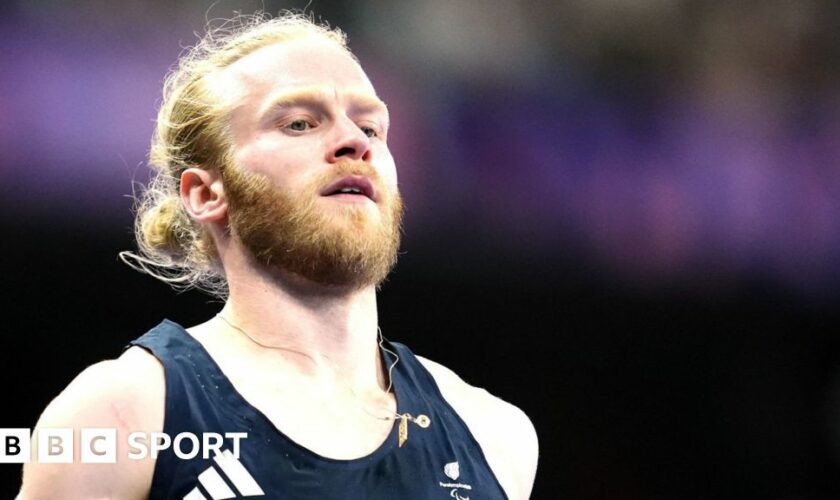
xmin=183 ymin=449 xmax=265 ymax=499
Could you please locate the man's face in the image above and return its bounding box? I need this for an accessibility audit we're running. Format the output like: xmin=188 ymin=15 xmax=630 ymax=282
xmin=212 ymin=37 xmax=403 ymax=288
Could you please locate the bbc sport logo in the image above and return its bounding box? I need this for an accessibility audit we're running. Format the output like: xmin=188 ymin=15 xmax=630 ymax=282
xmin=0 ymin=428 xmax=247 ymax=463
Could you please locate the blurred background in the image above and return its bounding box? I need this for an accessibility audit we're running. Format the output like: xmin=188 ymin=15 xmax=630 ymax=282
xmin=1 ymin=0 xmax=839 ymax=497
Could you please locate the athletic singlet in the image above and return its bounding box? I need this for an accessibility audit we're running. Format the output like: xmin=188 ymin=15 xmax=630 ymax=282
xmin=127 ymin=320 xmax=508 ymax=499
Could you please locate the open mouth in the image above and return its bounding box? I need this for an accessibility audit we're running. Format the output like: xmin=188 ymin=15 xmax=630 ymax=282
xmin=321 ymin=175 xmax=377 ymax=202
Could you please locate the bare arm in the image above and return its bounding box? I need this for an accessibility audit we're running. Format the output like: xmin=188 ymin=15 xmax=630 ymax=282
xmin=418 ymin=356 xmax=539 ymax=500
xmin=18 ymin=347 xmax=164 ymax=500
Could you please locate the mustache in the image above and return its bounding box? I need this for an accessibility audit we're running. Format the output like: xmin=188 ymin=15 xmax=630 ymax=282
xmin=314 ymin=160 xmax=387 ymax=193
xmin=328 ymin=159 xmax=381 ymax=179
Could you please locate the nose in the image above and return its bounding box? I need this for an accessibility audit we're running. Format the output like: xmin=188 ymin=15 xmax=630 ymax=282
xmin=326 ymin=116 xmax=372 ymax=163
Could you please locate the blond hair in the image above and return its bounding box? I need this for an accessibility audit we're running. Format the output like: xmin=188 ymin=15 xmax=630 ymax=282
xmin=120 ymin=12 xmax=349 ymax=298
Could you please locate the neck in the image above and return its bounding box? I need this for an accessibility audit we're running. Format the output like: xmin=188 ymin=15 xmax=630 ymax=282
xmin=216 ymin=249 xmax=386 ymax=394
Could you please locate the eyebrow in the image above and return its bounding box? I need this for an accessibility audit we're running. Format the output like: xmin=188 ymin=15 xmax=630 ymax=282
xmin=258 ymin=87 xmax=389 ymax=120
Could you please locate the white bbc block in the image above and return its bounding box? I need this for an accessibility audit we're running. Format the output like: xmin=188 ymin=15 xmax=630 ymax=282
xmin=0 ymin=428 xmax=31 ymax=463
xmin=80 ymin=428 xmax=116 ymax=463
xmin=38 ymin=428 xmax=73 ymax=463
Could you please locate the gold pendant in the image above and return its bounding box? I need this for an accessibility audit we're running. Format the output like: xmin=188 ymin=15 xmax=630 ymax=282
xmin=398 ymin=414 xmax=410 ymax=447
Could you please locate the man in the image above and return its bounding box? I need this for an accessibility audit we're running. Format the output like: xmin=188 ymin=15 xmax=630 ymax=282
xmin=19 ymin=13 xmax=538 ymax=499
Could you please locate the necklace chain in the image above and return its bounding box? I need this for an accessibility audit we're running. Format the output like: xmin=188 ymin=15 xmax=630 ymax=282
xmin=214 ymin=313 xmax=431 ymax=446
xmin=216 ymin=313 xmax=404 ymax=421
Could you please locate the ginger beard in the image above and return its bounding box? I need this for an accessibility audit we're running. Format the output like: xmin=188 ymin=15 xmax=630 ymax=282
xmin=222 ymin=160 xmax=403 ymax=289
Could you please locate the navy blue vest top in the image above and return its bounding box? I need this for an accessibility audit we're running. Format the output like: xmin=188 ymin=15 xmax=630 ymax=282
xmin=127 ymin=320 xmax=508 ymax=499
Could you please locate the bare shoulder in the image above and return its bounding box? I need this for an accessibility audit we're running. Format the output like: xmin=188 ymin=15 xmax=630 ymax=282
xmin=18 ymin=346 xmax=164 ymax=500
xmin=417 ymin=356 xmax=539 ymax=500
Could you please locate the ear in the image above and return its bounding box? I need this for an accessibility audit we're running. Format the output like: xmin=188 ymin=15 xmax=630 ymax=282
xmin=180 ymin=167 xmax=227 ymax=223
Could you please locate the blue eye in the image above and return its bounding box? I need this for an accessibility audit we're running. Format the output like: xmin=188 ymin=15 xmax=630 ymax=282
xmin=288 ymin=120 xmax=310 ymax=131
xmin=361 ymin=126 xmax=377 ymax=138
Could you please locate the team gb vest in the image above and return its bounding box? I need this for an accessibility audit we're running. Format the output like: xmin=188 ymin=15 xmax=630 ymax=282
xmin=127 ymin=320 xmax=508 ymax=499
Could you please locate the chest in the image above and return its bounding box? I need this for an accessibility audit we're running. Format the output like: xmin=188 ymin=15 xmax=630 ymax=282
xmin=230 ymin=373 xmax=398 ymax=460
xmin=156 ymin=433 xmax=506 ymax=500
xmin=161 ymin=333 xmax=511 ymax=499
